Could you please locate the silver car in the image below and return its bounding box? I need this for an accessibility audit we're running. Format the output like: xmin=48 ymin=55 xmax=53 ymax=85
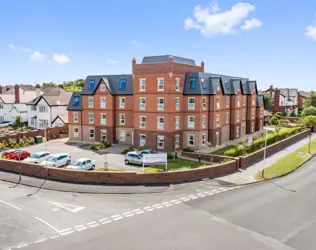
xmin=125 ymin=152 xmax=143 ymax=166
xmin=68 ymin=158 xmax=96 ymax=170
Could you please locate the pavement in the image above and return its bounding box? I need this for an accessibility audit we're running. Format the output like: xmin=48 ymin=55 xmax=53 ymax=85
xmin=2 ymin=155 xmax=316 ymax=249
xmin=215 ymin=133 xmax=316 ymax=184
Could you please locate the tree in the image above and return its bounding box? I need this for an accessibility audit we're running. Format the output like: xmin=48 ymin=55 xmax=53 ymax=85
xmin=12 ymin=116 xmax=23 ymax=131
xmin=42 ymin=82 xmax=57 ymax=87
xmin=63 ymin=79 xmax=85 ymax=92
xmin=299 ymin=115 xmax=316 ymax=128
xmin=304 ymin=91 xmax=316 ymax=108
xmin=263 ymin=92 xmax=272 ymax=111
xmin=301 ymin=106 xmax=316 ymax=117
xmin=269 ymin=116 xmax=278 ymax=125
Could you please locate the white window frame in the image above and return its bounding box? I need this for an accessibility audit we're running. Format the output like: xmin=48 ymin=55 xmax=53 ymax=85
xmin=119 ymin=97 xmax=125 ymax=108
xmin=237 ymin=96 xmax=240 ymax=107
xmin=201 ymin=134 xmax=206 ymax=146
xmin=175 ymin=116 xmax=180 ymax=130
xmin=252 ymin=109 xmax=255 ymax=119
xmin=157 ymin=97 xmax=164 ymax=110
xmin=73 ymin=112 xmax=78 ymax=123
xmin=236 ymin=126 xmax=240 ymax=138
xmin=175 ymin=135 xmax=180 ymax=149
xmin=88 ymin=97 xmax=94 ymax=108
xmin=39 ymin=106 xmax=47 ymax=113
xmin=237 ymin=111 xmax=240 ymax=123
xmin=73 ymin=127 xmax=79 ymax=138
xmin=202 ymin=98 xmax=206 ymax=110
xmin=188 ymin=116 xmax=195 ymax=128
xmin=157 ymin=135 xmax=164 ymax=149
xmin=89 ymin=113 xmax=94 ymax=123
xmin=252 ymin=122 xmax=255 ymax=132
xmin=216 ymin=114 xmax=220 ymax=127
xmin=225 ymin=112 xmax=229 ymax=124
xmin=215 ymin=132 xmax=220 ymax=146
xmin=252 ymin=96 xmax=255 ymax=106
xmin=242 ymin=109 xmax=245 ymax=120
xmin=226 ymin=96 xmax=229 ymax=108
xmin=100 ymin=97 xmax=106 ymax=108
xmin=202 ymin=116 xmax=206 ymax=128
xmin=187 ymin=134 xmax=195 ymax=146
xmin=243 ymin=96 xmax=246 ymax=106
xmin=100 ymin=84 xmax=106 ymax=92
xmin=157 ymin=78 xmax=164 ymax=91
xmin=139 ymin=116 xmax=146 ymax=128
xmin=216 ymin=96 xmax=220 ymax=109
xmin=89 ymin=128 xmax=95 ymax=139
xmin=101 ymin=130 xmax=107 ymax=141
xmin=175 ymin=97 xmax=180 ymax=110
xmin=188 ymin=98 xmax=195 ymax=110
xmin=101 ymin=113 xmax=106 ymax=125
xmin=139 ymin=97 xmax=146 ymax=110
xmin=175 ymin=78 xmax=180 ymax=92
xmin=139 ymin=134 xmax=146 ymax=146
xmin=157 ymin=117 xmax=164 ymax=129
xmin=139 ymin=78 xmax=146 ymax=91
xmin=119 ymin=114 xmax=125 ymax=125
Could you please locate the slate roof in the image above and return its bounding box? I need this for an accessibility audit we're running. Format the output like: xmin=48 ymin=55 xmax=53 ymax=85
xmin=67 ymin=92 xmax=82 ymax=111
xmin=183 ymin=72 xmax=255 ymax=95
xmin=28 ymin=87 xmax=72 ymax=106
xmin=80 ymin=75 xmax=133 ymax=95
xmin=256 ymin=94 xmax=264 ymax=107
xmin=142 ymin=55 xmax=196 ymax=66
xmin=52 ymin=114 xmax=68 ymax=124
xmin=278 ymin=88 xmax=298 ymax=98
xmin=299 ymin=91 xmax=309 ymax=97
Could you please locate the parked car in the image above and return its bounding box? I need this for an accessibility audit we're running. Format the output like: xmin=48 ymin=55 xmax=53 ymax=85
xmin=137 ymin=149 xmax=154 ymax=157
xmin=40 ymin=153 xmax=71 ymax=167
xmin=2 ymin=150 xmax=31 ymax=160
xmin=125 ymin=151 xmax=143 ymax=166
xmin=23 ymin=152 xmax=50 ymax=164
xmin=68 ymin=158 xmax=96 ymax=170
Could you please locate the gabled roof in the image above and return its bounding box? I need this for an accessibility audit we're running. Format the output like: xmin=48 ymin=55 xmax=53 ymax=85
xmin=256 ymin=94 xmax=264 ymax=107
xmin=52 ymin=114 xmax=68 ymax=124
xmin=67 ymin=92 xmax=82 ymax=111
xmin=141 ymin=55 xmax=196 ymax=66
xmin=299 ymin=91 xmax=309 ymax=97
xmin=28 ymin=87 xmax=72 ymax=106
xmin=0 ymin=94 xmax=15 ymax=103
xmin=241 ymin=80 xmax=257 ymax=95
xmin=80 ymin=75 xmax=133 ymax=95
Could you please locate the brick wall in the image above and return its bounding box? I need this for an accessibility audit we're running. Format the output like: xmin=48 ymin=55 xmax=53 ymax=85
xmin=239 ymin=129 xmax=310 ymax=168
xmin=181 ymin=151 xmax=236 ymax=164
xmin=0 ymin=157 xmax=237 ymax=185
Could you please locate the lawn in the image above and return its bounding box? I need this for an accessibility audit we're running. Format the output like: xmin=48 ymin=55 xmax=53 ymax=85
xmin=255 ymin=139 xmax=316 ymax=180
xmin=140 ymin=158 xmax=207 ymax=173
xmin=209 ymin=145 xmax=237 ymax=155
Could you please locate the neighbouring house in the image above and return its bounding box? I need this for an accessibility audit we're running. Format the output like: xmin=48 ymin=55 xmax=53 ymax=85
xmin=27 ymin=86 xmax=72 ymax=129
xmin=264 ymin=110 xmax=272 ymax=125
xmin=67 ymin=55 xmax=265 ymax=151
xmin=265 ymin=86 xmax=298 ymax=115
xmin=0 ymin=85 xmax=42 ymax=124
xmin=298 ymin=91 xmax=309 ymax=109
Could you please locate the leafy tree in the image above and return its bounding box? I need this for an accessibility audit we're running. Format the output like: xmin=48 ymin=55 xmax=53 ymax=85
xmin=42 ymin=82 xmax=57 ymax=87
xmin=62 ymin=79 xmax=85 ymax=92
xmin=301 ymin=106 xmax=316 ymax=117
xmin=263 ymin=92 xmax=272 ymax=111
xmin=299 ymin=115 xmax=316 ymax=128
xmin=274 ymin=112 xmax=283 ymax=120
xmin=269 ymin=116 xmax=278 ymax=125
xmin=12 ymin=116 xmax=23 ymax=131
xmin=304 ymin=91 xmax=316 ymax=108
xmin=289 ymin=111 xmax=297 ymax=117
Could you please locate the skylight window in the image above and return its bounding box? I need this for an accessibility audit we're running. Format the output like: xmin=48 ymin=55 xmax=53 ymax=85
xmin=73 ymin=97 xmax=79 ymax=106
xmin=189 ymin=78 xmax=196 ymax=89
xmin=119 ymin=80 xmax=126 ymax=89
xmin=88 ymin=80 xmax=95 ymax=90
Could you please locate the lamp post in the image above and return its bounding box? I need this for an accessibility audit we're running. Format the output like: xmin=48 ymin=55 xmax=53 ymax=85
xmin=261 ymin=127 xmax=274 ymax=179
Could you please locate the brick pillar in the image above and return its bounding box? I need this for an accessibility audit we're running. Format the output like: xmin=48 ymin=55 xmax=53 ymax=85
xmin=14 ymin=84 xmax=20 ymax=103
xmin=201 ymin=61 xmax=205 ymax=72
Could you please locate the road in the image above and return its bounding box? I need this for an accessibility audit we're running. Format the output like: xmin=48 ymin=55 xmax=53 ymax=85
xmin=2 ymin=157 xmax=316 ymax=249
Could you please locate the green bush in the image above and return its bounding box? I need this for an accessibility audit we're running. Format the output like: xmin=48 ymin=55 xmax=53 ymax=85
xmin=121 ymin=147 xmax=134 ymax=154
xmin=279 ymin=119 xmax=290 ymax=127
xmin=301 ymin=107 xmax=316 ymax=117
xmin=269 ymin=116 xmax=278 ymax=125
xmin=275 ymin=112 xmax=283 ymax=119
xmin=182 ymin=147 xmax=194 ymax=152
xmin=290 ymin=111 xmax=297 ymax=117
xmin=299 ymin=115 xmax=316 ymax=128
xmin=224 ymin=145 xmax=244 ymax=157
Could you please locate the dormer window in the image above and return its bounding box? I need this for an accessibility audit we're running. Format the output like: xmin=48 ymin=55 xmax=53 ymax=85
xmin=73 ymin=97 xmax=79 ymax=106
xmin=201 ymin=78 xmax=206 ymax=89
xmin=88 ymin=80 xmax=95 ymax=90
xmin=189 ymin=79 xmax=196 ymax=89
xmin=119 ymin=80 xmax=126 ymax=89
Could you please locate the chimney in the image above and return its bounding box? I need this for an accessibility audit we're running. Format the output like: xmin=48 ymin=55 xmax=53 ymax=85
xmin=0 ymin=86 xmax=2 ymax=94
xmin=14 ymin=84 xmax=20 ymax=103
xmin=58 ymin=84 xmax=64 ymax=89
xmin=132 ymin=57 xmax=136 ymax=74
xmin=201 ymin=61 xmax=205 ymax=72
xmin=36 ymin=84 xmax=41 ymax=97
xmin=168 ymin=55 xmax=174 ymax=63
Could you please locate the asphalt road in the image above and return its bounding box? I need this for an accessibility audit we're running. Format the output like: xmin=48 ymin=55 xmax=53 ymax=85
xmin=2 ymin=156 xmax=316 ymax=249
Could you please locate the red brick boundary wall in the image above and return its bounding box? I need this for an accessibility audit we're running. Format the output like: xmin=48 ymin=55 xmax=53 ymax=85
xmin=181 ymin=152 xmax=236 ymax=164
xmin=239 ymin=129 xmax=311 ymax=169
xmin=0 ymin=158 xmax=237 ymax=185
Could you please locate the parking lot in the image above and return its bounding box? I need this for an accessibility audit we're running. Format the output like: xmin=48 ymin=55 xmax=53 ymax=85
xmin=20 ymin=138 xmax=141 ymax=172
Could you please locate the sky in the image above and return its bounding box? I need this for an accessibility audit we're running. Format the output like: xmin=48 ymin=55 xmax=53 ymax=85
xmin=1 ymin=0 xmax=316 ymax=91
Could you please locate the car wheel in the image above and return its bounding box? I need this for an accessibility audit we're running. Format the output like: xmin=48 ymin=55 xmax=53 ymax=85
xmin=66 ymin=160 xmax=71 ymax=165
xmin=125 ymin=160 xmax=129 ymax=165
xmin=91 ymin=165 xmax=95 ymax=170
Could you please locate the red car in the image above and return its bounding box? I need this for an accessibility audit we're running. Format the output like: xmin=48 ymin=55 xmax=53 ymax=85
xmin=2 ymin=150 xmax=31 ymax=160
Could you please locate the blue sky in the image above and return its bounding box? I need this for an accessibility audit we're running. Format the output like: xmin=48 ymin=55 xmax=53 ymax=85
xmin=1 ymin=0 xmax=316 ymax=91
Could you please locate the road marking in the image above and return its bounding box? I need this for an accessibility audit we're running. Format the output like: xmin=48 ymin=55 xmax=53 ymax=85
xmin=199 ymin=195 xmax=206 ymax=198
xmin=49 ymin=201 xmax=85 ymax=213
xmin=99 ymin=218 xmax=109 ymax=222
xmin=77 ymin=227 xmax=87 ymax=231
xmin=162 ymin=202 xmax=171 ymax=205
xmin=183 ymin=198 xmax=190 ymax=201
xmin=197 ymin=193 xmax=203 ymax=196
xmin=16 ymin=244 xmax=28 ymax=248
xmin=145 ymin=208 xmax=154 ymax=211
xmin=102 ymin=220 xmax=112 ymax=224
xmin=155 ymin=205 xmax=164 ymax=209
xmin=123 ymin=212 xmax=133 ymax=215
xmin=111 ymin=215 xmax=120 ymax=218
xmin=34 ymin=239 xmax=47 ymax=244
xmin=165 ymin=203 xmax=173 ymax=207
xmin=204 ymin=191 xmax=210 ymax=194
xmin=59 ymin=228 xmax=72 ymax=233
xmin=61 ymin=230 xmax=74 ymax=236
xmin=89 ymin=223 xmax=99 ymax=228
xmin=136 ymin=210 xmax=144 ymax=214
xmin=174 ymin=201 xmax=182 ymax=204
xmin=86 ymin=221 xmax=97 ymax=226
xmin=0 ymin=200 xmax=21 ymax=211
xmin=133 ymin=208 xmax=141 ymax=212
xmin=125 ymin=213 xmax=135 ymax=217
xmin=49 ymin=236 xmax=59 ymax=240
xmin=143 ymin=206 xmax=151 ymax=210
xmin=180 ymin=197 xmax=187 ymax=200
xmin=75 ymin=225 xmax=85 ymax=229
xmin=35 ymin=217 xmax=61 ymax=235
xmin=152 ymin=204 xmax=162 ymax=207
xmin=113 ymin=217 xmax=123 ymax=221
xmin=190 ymin=196 xmax=197 ymax=199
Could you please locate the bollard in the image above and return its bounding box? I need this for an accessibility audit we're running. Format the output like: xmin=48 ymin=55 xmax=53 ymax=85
xmin=198 ymin=155 xmax=201 ymax=163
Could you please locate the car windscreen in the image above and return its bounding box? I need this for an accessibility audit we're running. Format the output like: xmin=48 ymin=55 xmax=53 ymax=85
xmin=47 ymin=156 xmax=57 ymax=162
xmin=29 ymin=154 xmax=40 ymax=159
xmin=71 ymin=161 xmax=82 ymax=166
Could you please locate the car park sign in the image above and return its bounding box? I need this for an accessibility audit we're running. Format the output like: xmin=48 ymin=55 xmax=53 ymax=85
xmin=142 ymin=153 xmax=167 ymax=171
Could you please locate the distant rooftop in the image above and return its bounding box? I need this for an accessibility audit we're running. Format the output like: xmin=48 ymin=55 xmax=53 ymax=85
xmin=141 ymin=55 xmax=196 ymax=66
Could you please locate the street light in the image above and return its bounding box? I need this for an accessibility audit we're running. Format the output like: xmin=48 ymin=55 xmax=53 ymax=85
xmin=261 ymin=127 xmax=275 ymax=179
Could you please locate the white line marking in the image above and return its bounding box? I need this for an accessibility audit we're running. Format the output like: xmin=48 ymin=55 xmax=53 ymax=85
xmin=190 ymin=196 xmax=197 ymax=199
xmin=171 ymin=200 xmax=178 ymax=203
xmin=35 ymin=217 xmax=61 ymax=235
xmin=34 ymin=239 xmax=47 ymax=244
xmin=113 ymin=217 xmax=123 ymax=221
xmin=162 ymin=202 xmax=171 ymax=205
xmin=125 ymin=213 xmax=135 ymax=217
xmin=133 ymin=209 xmax=141 ymax=212
xmin=89 ymin=223 xmax=99 ymax=228
xmin=59 ymin=228 xmax=72 ymax=233
xmin=155 ymin=206 xmax=163 ymax=209
xmin=204 ymin=191 xmax=210 ymax=194
xmin=75 ymin=225 xmax=85 ymax=229
xmin=143 ymin=206 xmax=151 ymax=210
xmin=152 ymin=204 xmax=162 ymax=207
xmin=145 ymin=208 xmax=154 ymax=211
xmin=111 ymin=215 xmax=120 ymax=218
xmin=102 ymin=220 xmax=112 ymax=224
xmin=16 ymin=244 xmax=28 ymax=248
xmin=49 ymin=236 xmax=59 ymax=240
xmin=183 ymin=198 xmax=190 ymax=201
xmin=99 ymin=218 xmax=109 ymax=222
xmin=61 ymin=230 xmax=74 ymax=236
xmin=0 ymin=200 xmax=21 ymax=211
xmin=49 ymin=201 xmax=85 ymax=213
xmin=165 ymin=204 xmax=173 ymax=207
xmin=86 ymin=221 xmax=97 ymax=226
xmin=180 ymin=197 xmax=187 ymax=200
xmin=174 ymin=201 xmax=182 ymax=204
xmin=136 ymin=211 xmax=144 ymax=214
xmin=77 ymin=227 xmax=87 ymax=231
xmin=199 ymin=195 xmax=206 ymax=198
xmin=123 ymin=212 xmax=132 ymax=215
xmin=188 ymin=195 xmax=195 ymax=198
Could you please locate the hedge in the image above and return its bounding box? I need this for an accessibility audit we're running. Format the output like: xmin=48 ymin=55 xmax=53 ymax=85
xmin=224 ymin=127 xmax=302 ymax=157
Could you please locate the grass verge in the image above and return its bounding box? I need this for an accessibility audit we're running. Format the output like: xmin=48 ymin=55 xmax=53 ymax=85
xmin=209 ymin=145 xmax=237 ymax=155
xmin=255 ymin=139 xmax=316 ymax=180
xmin=140 ymin=158 xmax=207 ymax=173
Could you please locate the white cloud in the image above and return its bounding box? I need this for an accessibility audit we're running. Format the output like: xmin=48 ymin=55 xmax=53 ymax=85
xmin=53 ymin=54 xmax=71 ymax=64
xmin=132 ymin=40 xmax=141 ymax=45
xmin=107 ymin=58 xmax=119 ymax=64
xmin=8 ymin=44 xmax=31 ymax=52
xmin=305 ymin=25 xmax=316 ymax=40
xmin=30 ymin=51 xmax=46 ymax=61
xmin=241 ymin=18 xmax=262 ymax=30
xmin=184 ymin=2 xmax=262 ymax=36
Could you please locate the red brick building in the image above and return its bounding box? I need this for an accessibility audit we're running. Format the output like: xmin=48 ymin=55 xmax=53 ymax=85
xmin=298 ymin=91 xmax=309 ymax=109
xmin=68 ymin=55 xmax=264 ymax=151
xmin=266 ymin=87 xmax=298 ymax=115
